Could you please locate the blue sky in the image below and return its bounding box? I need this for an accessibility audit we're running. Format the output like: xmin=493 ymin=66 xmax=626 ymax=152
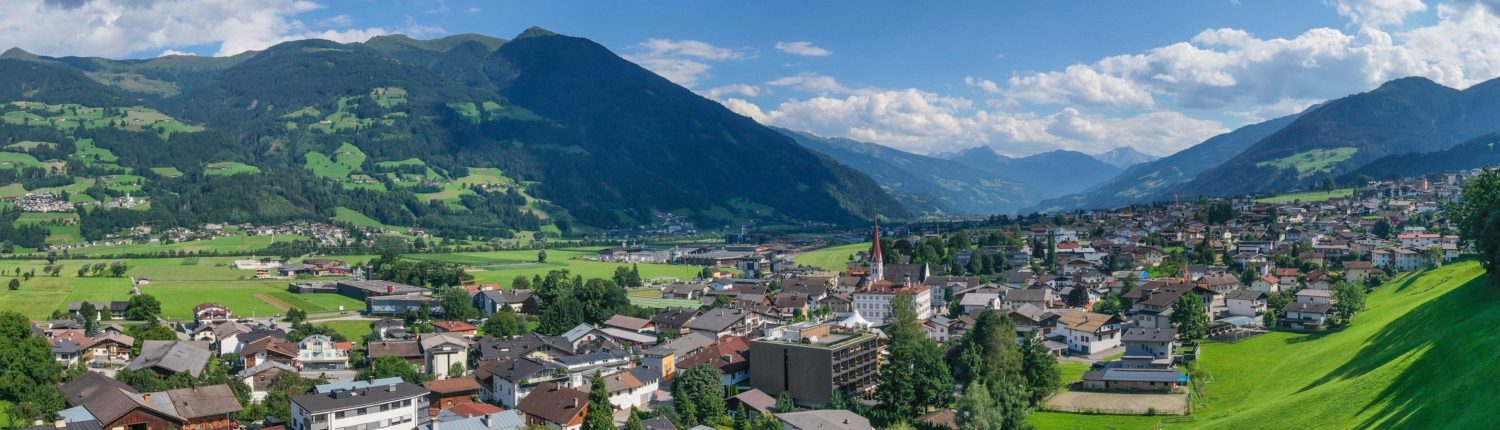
xmin=4 ymin=0 xmax=1499 ymax=156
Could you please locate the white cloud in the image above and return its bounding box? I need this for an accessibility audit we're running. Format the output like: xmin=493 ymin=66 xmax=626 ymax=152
xmin=623 ymin=39 xmax=747 ymax=87
xmin=465 ymin=7 xmax=481 ymax=14
xmin=727 ymin=88 xmax=1225 ymax=155
xmin=0 ymin=0 xmax=445 ymax=57
xmin=1006 ymin=64 xmax=1157 ymax=108
xmin=319 ymin=14 xmax=353 ymax=28
xmin=703 ymin=84 xmax=763 ymax=99
xmin=767 ymin=73 xmax=852 ymax=94
xmin=1330 ymin=0 xmax=1427 ymax=26
xmin=775 ymin=41 xmax=831 ymax=57
xmin=963 ymin=76 xmax=1001 ymax=93
xmin=158 ymin=49 xmax=192 ymax=57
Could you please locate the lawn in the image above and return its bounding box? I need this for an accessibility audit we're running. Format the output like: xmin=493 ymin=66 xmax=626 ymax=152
xmin=205 ymin=161 xmax=261 ymax=176
xmin=1255 ymin=188 xmax=1355 ymax=204
xmin=1032 ymin=260 xmax=1500 ymax=430
xmin=304 ymin=142 xmax=367 ymax=179
xmin=407 ymin=248 xmax=705 ymax=286
xmin=60 ymin=234 xmax=308 ymax=257
xmin=793 ymin=242 xmax=869 ymax=271
xmin=321 ymin=320 xmax=374 ymax=341
xmin=0 ymin=256 xmax=365 ymax=320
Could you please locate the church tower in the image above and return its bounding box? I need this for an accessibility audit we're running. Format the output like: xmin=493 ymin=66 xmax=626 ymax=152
xmin=870 ymin=214 xmax=885 ymax=282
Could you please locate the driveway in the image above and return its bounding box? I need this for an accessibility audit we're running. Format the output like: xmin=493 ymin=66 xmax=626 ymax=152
xmin=1044 ymin=391 xmax=1190 ymax=415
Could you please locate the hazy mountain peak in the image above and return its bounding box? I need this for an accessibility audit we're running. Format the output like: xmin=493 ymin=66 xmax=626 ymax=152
xmin=1092 ymin=146 xmax=1159 ymax=168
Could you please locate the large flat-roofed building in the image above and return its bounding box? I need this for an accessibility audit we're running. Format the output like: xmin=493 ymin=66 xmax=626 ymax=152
xmin=336 ymin=280 xmax=427 ymax=300
xmin=748 ymin=322 xmax=882 ymax=407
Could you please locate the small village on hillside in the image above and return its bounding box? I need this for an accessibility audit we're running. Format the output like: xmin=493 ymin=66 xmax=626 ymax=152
xmin=3 ymin=167 xmax=1481 ymax=430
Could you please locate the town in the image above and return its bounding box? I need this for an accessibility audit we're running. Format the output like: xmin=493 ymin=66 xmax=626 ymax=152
xmin=2 ymin=168 xmax=1481 ymax=430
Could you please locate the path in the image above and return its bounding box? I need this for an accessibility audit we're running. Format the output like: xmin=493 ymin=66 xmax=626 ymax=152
xmin=1045 ymin=391 xmax=1190 ymax=415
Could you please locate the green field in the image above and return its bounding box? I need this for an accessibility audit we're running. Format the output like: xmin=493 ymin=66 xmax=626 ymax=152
xmin=333 ymin=207 xmax=404 ymax=231
xmin=58 ymin=234 xmax=309 ymax=257
xmin=793 ymin=242 xmax=868 ymax=271
xmin=1032 ymin=260 xmax=1500 ymax=429
xmin=1255 ymin=147 xmax=1358 ymax=178
xmin=1255 ymin=188 xmax=1355 ymax=204
xmin=305 ymin=142 xmax=367 ymax=179
xmin=150 ymin=167 xmax=184 ymax=178
xmin=408 ymin=248 xmax=705 ymax=286
xmin=205 ymin=161 xmax=261 ymax=176
xmin=0 ymin=256 xmax=366 ymax=320
xmin=321 ymin=320 xmax=374 ymax=340
xmin=0 ymin=151 xmax=44 ymax=170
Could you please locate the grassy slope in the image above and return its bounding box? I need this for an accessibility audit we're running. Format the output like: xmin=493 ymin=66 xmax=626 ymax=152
xmin=1254 ymin=188 xmax=1355 ymax=204
xmin=793 ymin=242 xmax=869 ymax=271
xmin=409 ymin=248 xmax=704 ymax=286
xmin=1031 ymin=261 xmax=1500 ymax=430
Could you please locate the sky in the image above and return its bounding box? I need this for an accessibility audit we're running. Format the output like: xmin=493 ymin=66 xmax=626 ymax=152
xmin=3 ymin=0 xmax=1500 ymax=157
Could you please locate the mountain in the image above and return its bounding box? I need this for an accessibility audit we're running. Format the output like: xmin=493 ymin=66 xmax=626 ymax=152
xmin=942 ymin=147 xmax=1122 ymax=202
xmin=778 ymin=128 xmax=1028 ymax=214
xmin=1092 ymin=146 xmax=1157 ymax=168
xmin=0 ymin=28 xmax=903 ymax=242
xmin=1345 ymin=133 xmax=1500 ymax=181
xmin=1174 ymin=76 xmax=1500 ymax=197
xmin=1031 ymin=110 xmax=1306 ymax=212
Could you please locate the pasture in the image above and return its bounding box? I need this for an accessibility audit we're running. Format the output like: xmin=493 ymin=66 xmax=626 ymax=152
xmin=1254 ymin=188 xmax=1355 ymax=204
xmin=792 ymin=242 xmax=869 ymax=271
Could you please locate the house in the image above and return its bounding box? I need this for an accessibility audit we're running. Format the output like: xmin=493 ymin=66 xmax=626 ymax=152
xmin=1343 ymin=261 xmax=1380 ymax=283
xmin=239 ymin=361 xmax=300 ymax=402
xmin=662 ymin=283 xmax=710 ymax=300
xmin=651 ymin=308 xmax=701 ymax=335
xmin=685 ymin=308 xmax=754 ymax=338
xmin=1080 ymin=368 xmax=1186 ymax=393
xmin=192 ymin=303 xmax=232 ymax=324
xmin=584 ymin=367 xmax=660 ymax=412
xmin=1225 ymin=290 xmax=1268 ymax=318
xmin=851 ymin=282 xmax=933 ymax=325
xmin=1250 ymin=275 xmax=1280 ymax=293
xmin=1054 ymin=310 xmax=1123 ymax=355
xmin=425 ymin=377 xmax=483 ymax=417
xmin=776 ymin=410 xmax=874 ymax=430
xmin=749 ymin=322 xmax=883 ymax=407
xmin=474 ymin=357 xmax=563 ymax=408
xmin=603 ymin=315 xmax=655 ymax=333
xmin=290 ymin=379 xmax=427 ymax=430
xmin=297 ymin=334 xmax=352 ymax=371
xmin=1294 ymin=289 xmax=1334 ymax=305
xmin=477 ymin=289 xmax=540 ymax=315
xmin=130 ymin=341 xmax=212 ymax=377
xmin=241 ymin=336 xmax=299 ymax=368
xmin=432 ymin=320 xmax=480 ymax=338
xmin=1119 ymin=328 xmax=1176 ymax=369
xmin=1275 ymin=268 xmax=1300 ymax=288
xmin=420 ymin=333 xmax=472 ymax=379
xmin=420 ymin=410 xmax=527 ymax=430
xmin=676 ymin=336 xmax=752 ymax=385
xmin=89 ymin=332 xmax=135 ymax=364
xmin=1280 ymin=302 xmax=1334 ymax=330
xmin=368 ymin=340 xmax=425 ymax=370
xmin=67 ymin=301 xmax=128 ymax=320
xmin=554 ymin=351 xmax=634 ymax=387
xmin=516 ymin=383 xmax=589 ymax=430
xmin=61 ymin=374 xmax=244 ymax=430
xmin=642 ymin=332 xmax=717 ymax=381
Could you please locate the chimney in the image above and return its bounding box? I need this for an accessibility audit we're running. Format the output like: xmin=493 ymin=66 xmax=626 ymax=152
xmin=142 ymin=393 xmax=152 ymax=403
xmin=572 ymin=398 xmax=579 ymax=409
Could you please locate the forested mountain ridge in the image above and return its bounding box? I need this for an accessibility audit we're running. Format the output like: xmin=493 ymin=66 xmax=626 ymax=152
xmin=0 ymin=28 xmax=903 ymax=245
xmin=940 ymin=147 xmax=1122 ymax=203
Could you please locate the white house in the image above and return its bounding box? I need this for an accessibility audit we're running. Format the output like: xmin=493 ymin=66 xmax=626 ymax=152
xmin=1225 ymin=290 xmax=1267 ymax=318
xmin=420 ymin=333 xmax=471 ymax=379
xmin=297 ymin=334 xmax=350 ymax=371
xmin=289 ymin=379 xmax=427 ymax=430
xmin=1054 ymin=310 xmax=1123 ymax=355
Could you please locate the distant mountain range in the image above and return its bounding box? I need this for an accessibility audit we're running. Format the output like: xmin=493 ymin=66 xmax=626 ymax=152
xmin=941 ymin=147 xmax=1123 ymax=203
xmin=1092 ymin=146 xmax=1158 ymax=168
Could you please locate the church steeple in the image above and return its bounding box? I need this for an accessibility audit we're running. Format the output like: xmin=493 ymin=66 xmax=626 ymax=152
xmin=870 ymin=212 xmax=885 ymax=282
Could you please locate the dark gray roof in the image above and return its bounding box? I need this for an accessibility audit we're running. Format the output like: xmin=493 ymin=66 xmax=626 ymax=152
xmin=1226 ymin=290 xmax=1266 ymax=301
xmin=474 ymin=357 xmax=555 ymax=383
xmin=684 ymin=308 xmax=749 ymax=332
xmin=367 ymin=340 xmax=422 ymax=358
xmin=129 ymin=341 xmax=211 ymax=377
xmin=1122 ymin=327 xmax=1176 ymax=342
xmin=337 ymin=279 xmax=426 ymax=295
xmin=291 ymin=381 xmax=428 ymax=413
xmin=1283 ymin=302 xmax=1334 ymax=314
xmin=162 ymin=385 xmax=243 ymax=419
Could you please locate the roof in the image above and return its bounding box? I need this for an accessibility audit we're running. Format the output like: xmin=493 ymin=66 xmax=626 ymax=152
xmin=603 ymin=314 xmax=653 ymax=331
xmin=129 ymin=341 xmax=212 ymax=377
xmin=515 ymin=383 xmax=587 ymax=425
xmin=1122 ymin=327 xmax=1176 ymax=342
xmin=367 ymin=340 xmax=423 ymax=358
xmin=1057 ymin=309 xmax=1120 ymax=333
xmin=1283 ymin=302 xmax=1334 ymax=314
xmin=419 ymin=332 xmax=471 ymax=352
xmin=160 ymin=385 xmax=243 ymax=419
xmin=474 ymin=357 xmax=555 ymax=383
xmin=731 ymin=388 xmax=776 ymax=414
xmin=241 ymin=336 xmax=299 ymax=358
xmin=684 ymin=308 xmax=749 ymax=332
xmin=1226 ymin=290 xmax=1267 ymax=301
xmin=775 ymin=410 xmax=873 ymax=430
xmin=440 ymin=402 xmax=506 ymax=419
xmin=651 ymin=307 xmax=700 ymax=326
xmin=1101 ymin=368 xmax=1185 ymax=383
xmin=1296 ymin=289 xmax=1333 ymax=298
xmin=425 ymin=410 xmax=527 ymax=430
xmin=425 ymin=377 xmax=482 ymax=394
xmin=292 ymin=381 xmax=428 ymax=413
xmin=643 ymin=331 xmax=717 ymax=357
xmin=433 ymin=320 xmax=479 ymax=332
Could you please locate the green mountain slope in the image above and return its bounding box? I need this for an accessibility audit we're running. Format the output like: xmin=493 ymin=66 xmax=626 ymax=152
xmin=778 ymin=128 xmax=1027 ymax=214
xmin=1032 ymin=261 xmax=1500 ymax=429
xmin=1175 ymin=77 xmax=1500 ymax=197
xmin=1345 ymin=133 xmax=1500 ymax=181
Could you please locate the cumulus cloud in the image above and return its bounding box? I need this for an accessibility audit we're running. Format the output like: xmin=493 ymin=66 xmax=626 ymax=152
xmin=1330 ymin=0 xmax=1427 ymax=26
xmin=775 ymin=41 xmax=832 ymax=57
xmin=964 ymin=76 xmax=1000 ymax=93
xmin=0 ymin=0 xmax=444 ymax=57
xmin=158 ymin=49 xmax=193 ymax=57
xmin=767 ymin=73 xmax=852 ymax=94
xmin=722 ymin=88 xmax=1225 ymax=155
xmin=703 ymin=84 xmax=763 ymax=99
xmin=623 ymin=39 xmax=747 ymax=87
xmin=1002 ymin=3 xmax=1500 ymax=114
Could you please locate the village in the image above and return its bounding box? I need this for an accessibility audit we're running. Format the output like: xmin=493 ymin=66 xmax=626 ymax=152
xmin=13 ymin=169 xmax=1479 ymax=430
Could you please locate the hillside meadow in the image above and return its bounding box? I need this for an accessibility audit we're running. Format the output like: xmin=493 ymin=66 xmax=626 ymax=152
xmin=1031 ymin=260 xmax=1500 ymax=430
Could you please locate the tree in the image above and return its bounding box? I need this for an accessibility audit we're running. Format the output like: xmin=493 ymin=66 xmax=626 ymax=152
xmin=624 ymin=409 xmax=646 ymax=430
xmin=109 ymin=261 xmax=128 ymax=277
xmin=482 ymin=306 xmax=526 ymax=339
xmin=583 ymin=372 xmax=615 ymax=430
xmin=1169 ymin=294 xmax=1209 ymax=340
xmin=710 ymin=294 xmax=733 ymax=309
xmin=285 ymin=308 xmax=308 ymax=324
xmin=1452 ymin=168 xmax=1500 ymax=284
xmin=1372 ymin=218 xmax=1393 ymax=239
xmin=673 ymin=364 xmax=726 ymax=426
xmin=0 ymin=311 xmax=67 ymax=423
xmin=752 ymin=411 xmax=782 ymax=430
xmin=1064 ymin=286 xmax=1088 ymax=308
xmin=77 ymin=301 xmax=99 ymax=336
xmin=1424 ymin=246 xmax=1444 ymax=268
xmin=875 ymin=294 xmax=953 ymax=420
xmin=6 ymin=279 xmax=16 ymax=290
xmin=438 ymin=286 xmax=481 ymax=321
xmin=955 ymin=382 xmax=1006 ymax=430
xmin=774 ymin=391 xmax=795 ymax=413
xmin=1019 ymin=331 xmax=1061 ymax=405
xmin=537 ymin=249 xmax=548 ymax=263
xmin=360 ymin=354 xmax=427 ymax=385
xmin=512 ymin=275 xmax=532 ymax=290
xmin=126 ymin=294 xmax=162 ymax=321
xmin=1333 ymin=281 xmax=1367 ymax=324
xmin=449 ymin=362 xmax=465 ymax=378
